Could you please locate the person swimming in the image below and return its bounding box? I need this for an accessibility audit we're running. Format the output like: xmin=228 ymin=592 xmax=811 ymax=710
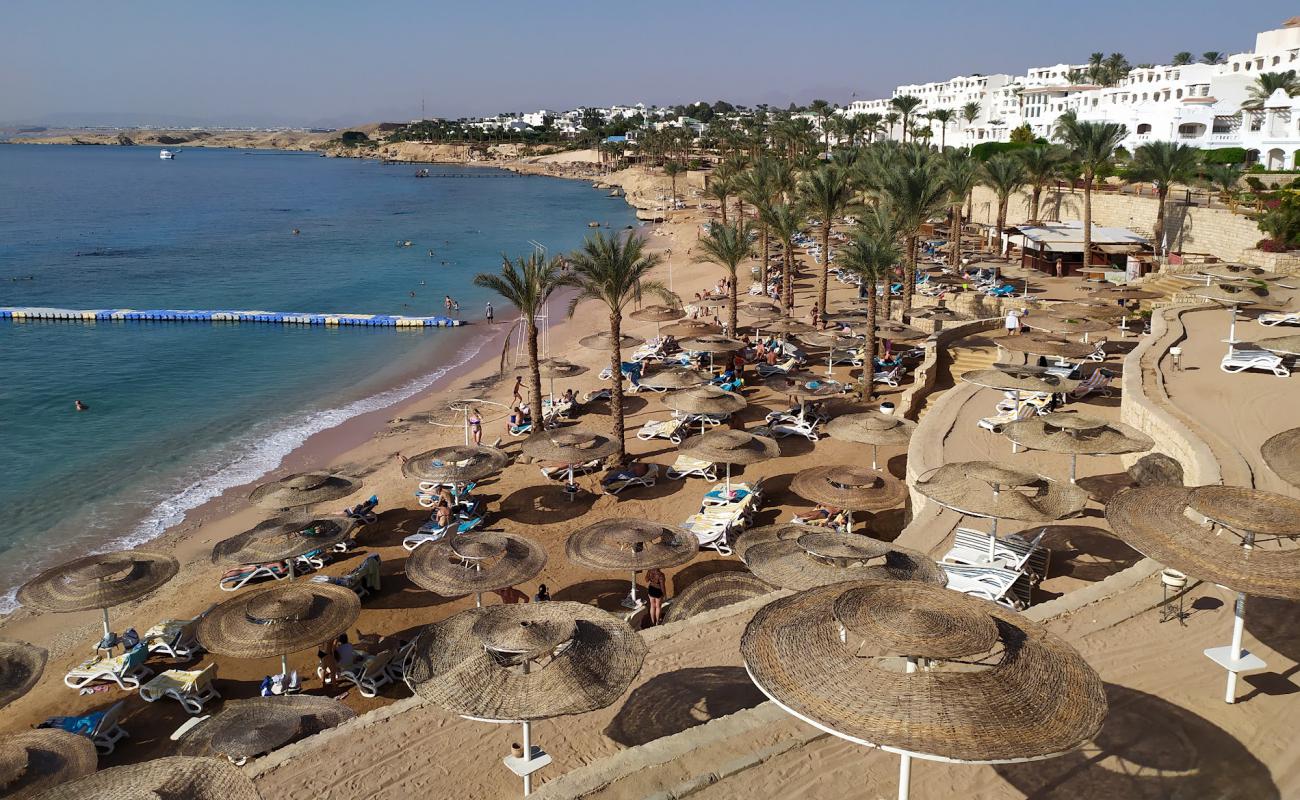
xmin=75 ymin=400 xmax=88 ymax=412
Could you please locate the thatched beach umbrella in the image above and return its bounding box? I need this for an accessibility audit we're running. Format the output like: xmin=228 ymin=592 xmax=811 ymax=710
xmin=17 ymin=550 xmax=178 ymax=651
xmin=406 ymin=532 xmax=546 ymax=607
xmin=520 ymin=429 xmax=619 ymax=496
xmin=0 ymin=730 xmax=96 ymax=799
xmin=682 ymin=334 xmax=745 ymax=371
xmin=178 ymin=695 xmax=356 ymax=764
xmin=763 ymin=317 xmax=816 ymax=338
xmin=733 ymin=522 xmax=828 ymax=560
xmin=578 ymin=331 xmax=644 ymax=352
xmin=790 ymin=465 xmax=909 ymax=533
xmin=1089 ymin=285 xmax=1161 ymax=302
xmin=1261 ymin=427 xmax=1300 ymax=490
xmin=661 ymin=385 xmax=746 ymax=436
xmin=211 ymin=515 xmax=356 ymax=579
xmin=961 ymin=365 xmax=1080 ymax=396
xmin=1257 ymin=332 xmax=1300 ymax=356
xmin=996 ymin=332 xmax=1096 ymax=360
xmin=35 ymin=756 xmax=261 ymax=800
xmin=403 ymin=444 xmax=510 ymax=487
xmin=630 ymin=304 xmax=686 ymax=338
xmin=799 ymin=331 xmax=863 ymax=376
xmin=875 ymin=321 xmax=927 ymax=343
xmin=0 ymin=641 xmax=46 ymax=711
xmin=762 ymin=373 xmax=844 ymax=422
xmin=197 ymin=582 xmax=359 ymax=676
xmin=518 ymin=358 xmax=589 ymax=406
xmin=566 ymin=519 xmax=698 ymax=608
xmin=1198 ymin=263 xmax=1278 ymax=283
xmin=1001 ymin=412 xmax=1154 ymax=483
xmin=741 ymin=581 xmax=1106 ymax=800
xmin=740 ymin=532 xmax=944 ymax=591
xmin=637 ymin=366 xmax=710 ymax=391
xmin=1021 ymin=313 xmax=1112 ymax=342
xmin=661 ymin=319 xmax=720 ymax=338
xmin=1047 ymin=301 xmax=1127 ymax=321
xmin=1106 ymin=485 xmax=1300 ymax=703
xmin=248 ymin=472 xmax=360 ymax=511
xmin=663 ymin=572 xmax=774 ymax=623
xmin=678 ymin=428 xmax=780 ymax=494
xmin=742 ymin=301 xmax=782 ymax=320
xmin=404 ymin=602 xmax=646 ymax=795
xmin=906 ymin=306 xmax=964 ymax=323
xmin=825 ymin=411 xmax=917 ymax=470
xmin=1190 ymin=283 xmax=1277 ymax=356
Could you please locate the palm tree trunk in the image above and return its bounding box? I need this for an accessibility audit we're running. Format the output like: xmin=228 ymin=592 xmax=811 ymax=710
xmin=950 ymin=204 xmax=963 ymax=267
xmin=759 ymin=224 xmax=770 ymax=287
xmin=817 ymin=222 xmax=831 ymax=321
xmin=526 ymin=320 xmax=544 ymax=436
xmin=965 ymin=191 xmax=973 ymax=226
xmin=728 ymin=272 xmax=739 ymax=335
xmin=864 ymin=283 xmax=878 ymax=400
xmin=1154 ymin=187 xmax=1168 ymax=252
xmin=608 ymin=311 xmax=627 ymax=466
xmin=1082 ymin=174 xmax=1094 ymax=271
xmin=783 ymin=250 xmax=794 ymax=312
xmin=720 ymin=196 xmax=728 ymax=226
xmin=940 ymin=126 xmax=946 ymax=149
xmin=1030 ymin=187 xmax=1042 ymax=223
xmin=902 ymin=235 xmax=917 ymax=317
xmin=996 ymin=201 xmax=1008 ymax=258
xmin=736 ymin=198 xmax=744 ymax=224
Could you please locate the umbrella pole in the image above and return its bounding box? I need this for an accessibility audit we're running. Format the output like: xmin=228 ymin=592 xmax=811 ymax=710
xmin=100 ymin=607 xmax=113 ymax=646
xmin=871 ymin=444 xmax=879 ymax=471
xmin=896 ymin=657 xmax=919 ymax=799
xmin=288 ymin=558 xmax=295 ymax=581
xmin=826 ymin=347 xmax=834 ymax=378
xmin=622 ymin=570 xmax=641 ymax=608
xmin=1223 ymin=592 xmax=1248 ymax=704
xmin=725 ymin=463 xmax=732 ymax=496
xmin=522 ymin=720 xmax=534 ymax=796
xmin=281 ymin=654 xmax=289 ymax=677
xmin=1069 ymin=454 xmax=1078 ymax=484
xmin=845 ymin=511 xmax=854 ymax=535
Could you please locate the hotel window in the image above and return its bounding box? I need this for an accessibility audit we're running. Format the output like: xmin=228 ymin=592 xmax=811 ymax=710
xmin=1176 ymin=89 xmax=1183 ymax=99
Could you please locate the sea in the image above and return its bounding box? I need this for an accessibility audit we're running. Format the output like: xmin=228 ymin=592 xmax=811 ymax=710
xmin=0 ymin=144 xmax=636 ymax=609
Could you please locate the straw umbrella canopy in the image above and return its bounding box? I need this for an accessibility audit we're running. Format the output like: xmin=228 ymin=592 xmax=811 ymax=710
xmin=518 ymin=359 xmax=589 ymax=405
xmin=825 ymin=411 xmax=917 ymax=470
xmin=1089 ymin=285 xmax=1161 ymax=302
xmin=1001 ymin=412 xmax=1154 ymax=483
xmin=178 ymin=695 xmax=356 ymax=763
xmin=763 ymin=317 xmax=816 ymax=337
xmin=0 ymin=641 xmax=46 ymax=711
xmin=741 ymin=581 xmax=1106 ymax=799
xmin=404 ymin=601 xmax=645 ymax=794
xmin=741 ymin=532 xmax=945 ymax=591
xmin=1020 ymin=314 xmax=1112 ymax=340
xmin=211 ymin=515 xmax=356 ymax=576
xmin=742 ymin=301 xmax=782 ymax=320
xmin=762 ymin=373 xmax=844 ymax=419
xmin=1046 ymin=301 xmax=1127 ymax=320
xmin=791 ymin=466 xmax=908 ymax=527
xmin=566 ymin=519 xmax=698 ymax=607
xmin=661 ymin=319 xmax=721 ymax=338
xmin=0 ymin=730 xmax=95 ymax=799
xmin=34 ymin=756 xmax=261 ymax=800
xmin=406 ymin=532 xmax=547 ymax=607
xmin=662 ymin=385 xmax=746 ymax=436
xmin=798 ymin=331 xmax=863 ymax=375
xmin=637 ymin=366 xmax=711 ymax=390
xmin=197 ymin=582 xmax=359 ymax=675
xmin=1257 ymin=332 xmax=1300 ymax=356
xmin=1199 ymin=264 xmax=1279 ymax=282
xmin=578 ymin=331 xmax=644 ymax=352
xmin=682 ymin=334 xmax=745 ymax=371
xmin=875 ymin=321 xmax=927 ymax=342
xmin=906 ymin=306 xmax=964 ymax=323
xmin=995 ymin=332 xmax=1096 ymax=360
xmin=1261 ymin=427 xmax=1300 ymax=490
xmin=401 ymin=444 xmax=510 ymax=486
xmin=520 ymin=429 xmax=619 ymax=495
xmin=1190 ymin=283 xmax=1278 ymax=354
xmin=734 ymin=523 xmax=827 ymax=560
xmin=678 ymin=428 xmax=780 ymax=493
xmin=1106 ymin=486 xmax=1300 ymax=703
xmin=663 ymin=572 xmax=775 ymax=623
xmin=629 ymin=304 xmax=686 ymax=323
xmin=960 ymin=366 xmax=1080 ymax=395
xmin=248 ymin=472 xmax=360 ymax=510
xmin=17 ymin=550 xmax=178 ymax=649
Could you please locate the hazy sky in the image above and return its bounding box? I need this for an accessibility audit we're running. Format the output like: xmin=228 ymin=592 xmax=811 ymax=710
xmin=4 ymin=1 xmax=1295 ymax=127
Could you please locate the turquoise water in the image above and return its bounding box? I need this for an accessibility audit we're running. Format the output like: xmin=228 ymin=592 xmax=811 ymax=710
xmin=0 ymin=145 xmax=635 ymax=605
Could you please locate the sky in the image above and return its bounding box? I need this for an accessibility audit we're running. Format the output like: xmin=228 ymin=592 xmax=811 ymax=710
xmin=3 ymin=1 xmax=1296 ymax=128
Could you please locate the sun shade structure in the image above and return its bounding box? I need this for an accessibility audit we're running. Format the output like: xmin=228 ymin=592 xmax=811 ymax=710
xmin=906 ymin=306 xmax=964 ymax=322
xmin=17 ymin=550 xmax=178 ymax=651
xmin=0 ymin=730 xmax=96 ymax=799
xmin=790 ymin=466 xmax=909 ymax=533
xmin=405 ymin=602 xmax=647 ymax=795
xmin=1020 ymin=314 xmax=1112 ymax=339
xmin=742 ymin=301 xmax=783 ymax=320
xmin=37 ymin=756 xmax=261 ymax=800
xmin=662 ymin=572 xmax=775 ymax=623
xmin=961 ymin=366 xmax=1080 ymax=395
xmin=521 ymin=429 xmax=619 ymax=496
xmin=1001 ymin=412 xmax=1154 ymax=482
xmin=741 ymin=581 xmax=1106 ymax=800
xmin=578 ymin=331 xmax=644 ymax=352
xmin=1045 ymin=301 xmax=1128 ymax=320
xmin=566 ymin=519 xmax=698 ymax=608
xmin=662 ymin=385 xmax=746 ymax=436
xmin=1257 ymin=332 xmax=1300 ymax=356
xmin=407 ymin=532 xmax=547 ymax=607
xmin=740 ymin=532 xmax=945 ymax=591
xmin=1190 ymin=283 xmax=1278 ymax=357
xmin=1198 ymin=263 xmax=1279 ymax=282
xmin=762 ymin=374 xmax=844 ymax=404
xmin=1261 ymin=427 xmax=1300 ymax=490
xmin=178 ymin=695 xmax=356 ymax=763
xmin=521 ymin=358 xmax=589 ymax=380
xmin=403 ymin=444 xmax=511 ymax=485
xmin=197 ymin=582 xmax=359 ymax=676
xmin=875 ymin=321 xmax=927 ymax=342
xmin=629 ymin=304 xmax=686 ymax=323
xmin=661 ymin=319 xmax=722 ymax=337
xmin=1106 ymin=485 xmax=1300 ymax=703
xmin=0 ymin=641 xmax=46 ymax=711
xmin=825 ymin=411 xmax=917 ymax=470
xmin=638 ymin=366 xmax=711 ymax=390
xmin=211 ymin=515 xmax=356 ymax=577
xmin=1089 ymin=285 xmax=1161 ymax=301
xmin=798 ymin=331 xmax=865 ymax=375
xmin=248 ymin=472 xmax=360 ymax=510
xmin=762 ymin=317 xmax=816 ymax=337
xmin=995 ymin=333 xmax=1097 ymax=360
xmin=678 ymin=428 xmax=780 ymax=494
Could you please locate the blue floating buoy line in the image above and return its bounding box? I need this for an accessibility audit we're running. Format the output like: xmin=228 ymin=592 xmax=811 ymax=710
xmin=0 ymin=307 xmax=465 ymax=328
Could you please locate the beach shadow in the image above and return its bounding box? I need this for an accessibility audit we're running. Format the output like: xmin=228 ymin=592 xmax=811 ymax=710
xmin=553 ymin=578 xmax=633 ymax=612
xmin=994 ymin=683 xmax=1281 ymax=799
xmin=498 ymin=485 xmax=597 ymax=524
xmin=603 ymin=667 xmax=767 ymax=747
xmin=1074 ymin=472 xmax=1136 ymax=505
xmin=885 ymin=453 xmax=908 ymax=479
xmin=1036 ymin=524 xmax=1141 ymax=582
xmin=1245 ymin=596 xmax=1300 ymax=663
xmin=864 ymin=508 xmax=909 ymax=542
xmin=1240 ymin=664 xmax=1300 ymax=700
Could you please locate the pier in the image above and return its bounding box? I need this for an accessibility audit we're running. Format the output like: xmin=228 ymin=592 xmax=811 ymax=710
xmin=0 ymin=307 xmax=465 ymax=328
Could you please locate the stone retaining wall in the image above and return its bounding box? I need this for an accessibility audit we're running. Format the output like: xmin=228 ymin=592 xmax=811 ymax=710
xmin=896 ymin=317 xmax=1001 ymax=419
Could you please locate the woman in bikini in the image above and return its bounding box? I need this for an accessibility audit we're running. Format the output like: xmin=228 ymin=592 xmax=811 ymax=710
xmin=468 ymin=407 xmax=483 ymax=445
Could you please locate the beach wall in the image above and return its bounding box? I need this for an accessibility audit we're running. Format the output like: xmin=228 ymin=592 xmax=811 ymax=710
xmin=896 ymin=317 xmax=1000 ymax=419
xmin=968 ymin=185 xmax=1269 ymax=267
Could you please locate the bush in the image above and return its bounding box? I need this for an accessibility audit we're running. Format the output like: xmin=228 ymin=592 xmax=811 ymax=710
xmin=1257 ymin=193 xmax=1300 ymax=248
xmin=1257 ymin=238 xmax=1293 ymax=252
xmin=1247 ymin=164 xmax=1267 ymax=173
xmin=1202 ymin=147 xmax=1248 ymax=165
xmin=339 ymin=131 xmax=370 ymax=145
xmin=971 ymin=141 xmax=1034 ymax=161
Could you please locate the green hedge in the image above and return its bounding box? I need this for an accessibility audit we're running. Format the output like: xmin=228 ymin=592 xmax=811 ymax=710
xmin=1201 ymin=147 xmax=1248 ymax=165
xmin=971 ymin=141 xmax=1035 ymax=161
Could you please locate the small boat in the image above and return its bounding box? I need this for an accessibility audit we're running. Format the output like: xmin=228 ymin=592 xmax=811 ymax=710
xmin=159 ymin=149 xmax=177 ymax=160
xmin=414 ymin=168 xmax=430 ymax=178
xmin=587 ymin=221 xmax=601 ymax=228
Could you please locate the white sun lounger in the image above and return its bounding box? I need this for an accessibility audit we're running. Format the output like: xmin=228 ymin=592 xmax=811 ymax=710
xmin=873 ymin=366 xmax=902 ymax=387
xmin=978 ymin=400 xmax=1038 ymax=433
xmin=666 ymin=455 xmax=718 ymax=481
xmin=337 ymin=650 xmax=395 ymax=698
xmin=1221 ymin=348 xmax=1290 ymax=377
xmin=142 ymin=606 xmax=212 ymax=659
xmin=64 ymin=645 xmax=153 ymax=691
xmin=756 ymin=356 xmax=801 ymax=377
xmin=603 ymin=463 xmax=660 ymax=496
xmin=942 ymin=528 xmax=1050 ymax=582
xmin=636 ymin=418 xmax=688 ymax=444
xmin=219 ymin=560 xmax=292 ymax=592
xmin=768 ymin=413 xmax=821 ymax=442
xmin=43 ymin=700 xmax=129 ymax=755
xmin=942 ymin=564 xmax=1031 ymax=610
xmin=139 ymin=663 xmax=221 ymax=715
xmin=1259 ymin=311 xmax=1300 ymax=327
xmin=1069 ymin=370 xmax=1114 ymax=399
xmin=402 ymin=516 xmax=483 ymax=551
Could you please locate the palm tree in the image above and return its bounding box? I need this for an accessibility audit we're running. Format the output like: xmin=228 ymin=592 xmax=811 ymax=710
xmin=889 ymin=95 xmax=923 ymax=144
xmin=1129 ymin=141 xmax=1202 ymax=250
xmin=1087 ymin=52 xmax=1106 ymax=84
xmin=809 ymin=99 xmax=835 ymax=153
xmin=663 ymin=161 xmax=686 ymax=206
xmin=873 ymin=150 xmax=946 ymax=313
xmin=695 ymin=220 xmax=754 ymax=334
xmin=1054 ymin=111 xmax=1128 ymax=271
xmin=1204 ymin=163 xmax=1243 ymax=208
xmin=1244 ymin=71 xmax=1300 ymax=109
xmin=737 ymin=160 xmax=776 ymax=286
xmin=1202 ymin=51 xmax=1225 ymax=65
xmin=862 ymin=113 xmax=884 ymax=142
xmin=981 ymin=154 xmax=1028 ymax=254
xmin=565 ymin=233 xmax=673 ymax=465
xmin=884 ymin=112 xmax=901 ymax=141
xmin=761 ymin=202 xmax=806 ymax=312
xmin=960 ymin=101 xmax=981 ymax=131
xmin=704 ymin=171 xmax=735 ymax=225
xmin=1103 ymin=53 xmax=1131 ymax=85
xmin=1018 ymin=144 xmax=1066 ymax=222
xmin=837 ymin=114 xmax=868 ymax=148
xmin=799 ymin=164 xmax=856 ymax=315
xmin=1171 ymin=52 xmax=1193 ymax=66
xmin=836 ymin=221 xmax=900 ymax=397
xmin=473 ymin=253 xmax=566 ymax=429
xmin=928 ymin=109 xmax=955 ymax=149
xmin=941 ymin=151 xmax=980 ymax=268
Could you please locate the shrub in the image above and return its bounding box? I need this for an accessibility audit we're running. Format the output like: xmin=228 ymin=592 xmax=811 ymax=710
xmin=971 ymin=141 xmax=1034 ymax=161
xmin=1202 ymin=147 xmax=1248 ymax=165
xmin=339 ymin=131 xmax=370 ymax=145
xmin=1257 ymin=193 xmax=1300 ymax=248
xmin=1256 ymin=238 xmax=1293 ymax=252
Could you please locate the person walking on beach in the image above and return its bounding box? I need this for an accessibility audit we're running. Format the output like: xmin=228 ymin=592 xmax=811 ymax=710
xmin=1005 ymin=308 xmax=1022 ymax=337
xmin=485 ymin=302 xmax=494 ymax=324
xmin=468 ymin=407 xmax=483 ymax=445
xmin=511 ymin=376 xmax=524 ymax=406
xmin=645 ymin=567 xmax=667 ymax=625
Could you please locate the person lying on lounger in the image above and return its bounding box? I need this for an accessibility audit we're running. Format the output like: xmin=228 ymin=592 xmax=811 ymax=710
xmin=602 ymin=462 xmax=651 ymax=486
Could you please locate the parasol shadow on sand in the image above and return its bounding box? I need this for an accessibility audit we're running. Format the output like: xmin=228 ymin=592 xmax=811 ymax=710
xmin=994 ymin=683 xmax=1280 ymax=800
xmin=498 ymin=485 xmax=597 ymax=525
xmin=603 ymin=666 xmax=767 ymax=746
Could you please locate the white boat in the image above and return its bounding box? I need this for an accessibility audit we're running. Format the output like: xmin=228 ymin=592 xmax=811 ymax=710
xmin=159 ymin=149 xmax=176 ymax=160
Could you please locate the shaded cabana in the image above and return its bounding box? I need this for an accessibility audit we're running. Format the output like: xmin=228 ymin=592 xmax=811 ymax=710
xmin=1007 ymin=222 xmax=1151 ymax=278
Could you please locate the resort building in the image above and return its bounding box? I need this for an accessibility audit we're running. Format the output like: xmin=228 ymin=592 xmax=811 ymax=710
xmin=845 ymin=19 xmax=1300 ymax=168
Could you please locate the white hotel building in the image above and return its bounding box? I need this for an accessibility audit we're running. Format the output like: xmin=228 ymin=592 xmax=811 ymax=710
xmin=845 ymin=20 xmax=1300 ymax=169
